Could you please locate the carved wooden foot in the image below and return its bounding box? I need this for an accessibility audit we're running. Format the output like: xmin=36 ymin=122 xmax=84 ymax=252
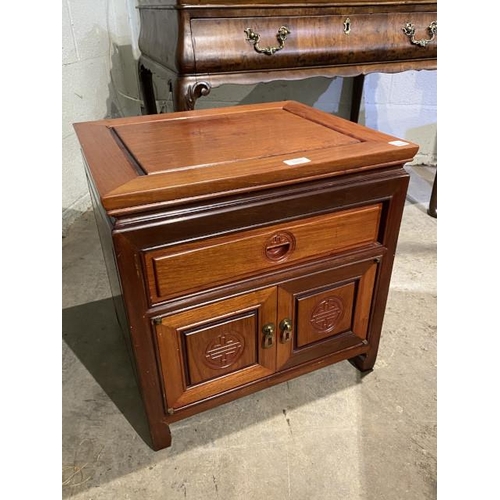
xmin=174 ymin=80 xmax=212 ymax=111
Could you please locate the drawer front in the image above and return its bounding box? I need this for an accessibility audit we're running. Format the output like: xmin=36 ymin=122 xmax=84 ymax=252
xmin=191 ymin=12 xmax=437 ymax=73
xmin=144 ymin=204 xmax=382 ymax=304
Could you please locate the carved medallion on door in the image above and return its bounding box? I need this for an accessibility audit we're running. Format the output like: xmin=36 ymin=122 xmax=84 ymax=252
xmin=298 ymin=284 xmax=355 ymax=347
xmin=203 ymin=332 xmax=245 ymax=369
xmin=310 ymin=296 xmax=345 ymax=333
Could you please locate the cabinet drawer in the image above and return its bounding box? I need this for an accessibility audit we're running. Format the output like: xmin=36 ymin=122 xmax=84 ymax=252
xmin=191 ymin=12 xmax=437 ymax=73
xmin=144 ymin=204 xmax=382 ymax=303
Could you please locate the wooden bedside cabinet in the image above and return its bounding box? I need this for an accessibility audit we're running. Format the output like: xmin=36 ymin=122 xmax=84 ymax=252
xmin=74 ymin=101 xmax=417 ymax=450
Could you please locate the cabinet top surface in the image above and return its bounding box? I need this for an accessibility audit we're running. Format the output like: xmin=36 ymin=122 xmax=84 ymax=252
xmin=74 ymin=101 xmax=418 ymax=215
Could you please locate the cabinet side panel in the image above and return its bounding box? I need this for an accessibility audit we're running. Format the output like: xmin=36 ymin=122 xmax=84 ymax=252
xmin=87 ymin=175 xmax=133 ymax=364
xmin=350 ymin=172 xmax=410 ymax=371
xmin=138 ymin=9 xmax=195 ymax=73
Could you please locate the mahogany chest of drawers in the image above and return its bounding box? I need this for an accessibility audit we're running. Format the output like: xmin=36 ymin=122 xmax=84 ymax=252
xmin=136 ymin=0 xmax=437 ymax=111
xmin=74 ymin=101 xmax=417 ymax=450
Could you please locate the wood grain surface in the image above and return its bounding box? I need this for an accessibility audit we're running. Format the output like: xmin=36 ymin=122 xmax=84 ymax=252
xmin=74 ymin=101 xmax=418 ymax=214
xmin=145 ymin=204 xmax=382 ymax=302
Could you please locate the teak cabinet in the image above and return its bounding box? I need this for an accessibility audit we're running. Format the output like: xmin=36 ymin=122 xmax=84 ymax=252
xmin=74 ymin=101 xmax=417 ymax=450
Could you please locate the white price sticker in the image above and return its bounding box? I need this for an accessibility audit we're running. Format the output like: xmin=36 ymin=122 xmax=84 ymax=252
xmin=283 ymin=157 xmax=311 ymax=166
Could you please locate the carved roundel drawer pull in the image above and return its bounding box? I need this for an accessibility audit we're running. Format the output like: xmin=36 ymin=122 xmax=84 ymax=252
xmin=264 ymin=231 xmax=295 ymax=262
xmin=402 ymin=21 xmax=437 ymax=47
xmin=244 ymin=26 xmax=291 ymax=55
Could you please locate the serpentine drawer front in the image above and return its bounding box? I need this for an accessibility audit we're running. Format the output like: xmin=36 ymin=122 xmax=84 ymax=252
xmin=191 ymin=12 xmax=437 ymax=73
xmin=74 ymin=101 xmax=417 ymax=450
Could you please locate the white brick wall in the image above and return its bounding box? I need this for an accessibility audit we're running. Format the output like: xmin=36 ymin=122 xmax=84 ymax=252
xmin=62 ymin=1 xmax=437 ymax=232
xmin=364 ymin=71 xmax=437 ymax=166
xmin=62 ymin=0 xmax=141 ymax=234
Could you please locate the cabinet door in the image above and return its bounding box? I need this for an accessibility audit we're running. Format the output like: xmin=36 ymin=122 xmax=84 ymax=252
xmin=276 ymin=258 xmax=379 ymax=370
xmin=153 ymin=288 xmax=277 ymax=412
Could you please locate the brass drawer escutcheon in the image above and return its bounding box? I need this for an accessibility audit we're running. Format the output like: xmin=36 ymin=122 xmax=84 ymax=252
xmin=343 ymin=18 xmax=351 ymax=35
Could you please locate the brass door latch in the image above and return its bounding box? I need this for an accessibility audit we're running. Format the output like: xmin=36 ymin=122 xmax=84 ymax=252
xmin=262 ymin=323 xmax=275 ymax=348
xmin=280 ymin=318 xmax=293 ymax=343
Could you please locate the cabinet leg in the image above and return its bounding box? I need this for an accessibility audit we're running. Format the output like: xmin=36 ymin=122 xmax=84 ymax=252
xmin=427 ymin=172 xmax=437 ymax=218
xmin=349 ymin=351 xmax=376 ymax=373
xmin=350 ymin=74 xmax=365 ymax=123
xmin=138 ymin=60 xmax=158 ymax=115
xmin=150 ymin=422 xmax=172 ymax=451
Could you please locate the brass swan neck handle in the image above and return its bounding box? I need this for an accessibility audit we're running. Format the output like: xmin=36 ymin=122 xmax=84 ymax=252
xmin=402 ymin=21 xmax=437 ymax=47
xmin=244 ymin=26 xmax=291 ymax=55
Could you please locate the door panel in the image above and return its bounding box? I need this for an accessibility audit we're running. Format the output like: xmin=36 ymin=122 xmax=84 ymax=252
xmin=154 ymin=287 xmax=277 ymax=411
xmin=296 ymin=282 xmax=355 ymax=347
xmin=277 ymin=258 xmax=380 ymax=370
xmin=184 ymin=312 xmax=257 ymax=386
